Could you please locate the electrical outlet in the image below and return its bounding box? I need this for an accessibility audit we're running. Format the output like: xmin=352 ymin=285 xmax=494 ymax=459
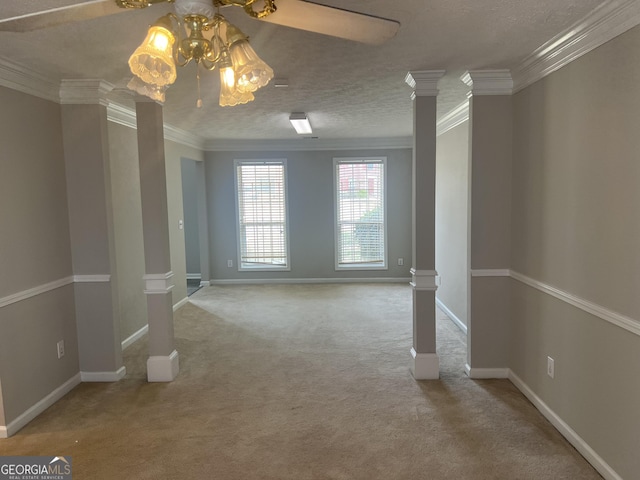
xmin=547 ymin=356 xmax=554 ymax=378
xmin=397 ymin=258 xmax=404 ymax=266
xmin=57 ymin=340 xmax=65 ymax=359
xmin=227 ymin=259 xmax=233 ymax=268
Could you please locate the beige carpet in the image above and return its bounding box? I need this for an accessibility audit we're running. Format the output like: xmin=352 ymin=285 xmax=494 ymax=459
xmin=1 ymin=284 xmax=601 ymax=479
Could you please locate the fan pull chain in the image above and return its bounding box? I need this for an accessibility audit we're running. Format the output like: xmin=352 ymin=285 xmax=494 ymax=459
xmin=196 ymin=63 xmax=203 ymax=108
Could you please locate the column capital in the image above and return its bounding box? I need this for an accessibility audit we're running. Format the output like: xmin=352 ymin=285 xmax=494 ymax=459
xmin=405 ymin=70 xmax=446 ymax=98
xmin=461 ymin=70 xmax=513 ymax=97
xmin=59 ymin=79 xmax=114 ymax=106
xmin=409 ymin=268 xmax=439 ymax=291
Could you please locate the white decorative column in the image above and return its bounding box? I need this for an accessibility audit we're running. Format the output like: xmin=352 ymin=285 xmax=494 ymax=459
xmin=461 ymin=70 xmax=513 ymax=378
xmin=405 ymin=70 xmax=445 ymax=380
xmin=60 ymin=80 xmax=126 ymax=381
xmin=135 ymin=99 xmax=179 ymax=382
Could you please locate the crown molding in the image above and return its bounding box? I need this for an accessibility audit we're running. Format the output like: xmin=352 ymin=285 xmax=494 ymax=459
xmin=59 ymin=79 xmax=114 ymax=106
xmin=164 ymin=123 xmax=206 ymax=150
xmin=437 ymin=100 xmax=469 ymax=136
xmin=204 ymin=136 xmax=412 ymax=152
xmin=405 ymin=70 xmax=446 ymax=98
xmin=107 ymin=102 xmax=137 ymax=129
xmin=0 ymin=57 xmax=59 ymax=102
xmin=512 ymin=0 xmax=640 ymax=92
xmin=461 ymin=70 xmax=513 ymax=96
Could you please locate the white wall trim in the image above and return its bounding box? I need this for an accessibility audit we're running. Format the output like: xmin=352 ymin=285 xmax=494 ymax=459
xmin=143 ymin=271 xmax=175 ymax=294
xmin=436 ymin=298 xmax=467 ymax=334
xmin=164 ymin=123 xmax=206 ymax=150
xmin=461 ymin=70 xmax=513 ymax=96
xmin=464 ymin=364 xmax=509 ymax=379
xmin=437 ymin=100 xmax=469 ymax=137
xmin=80 ymin=366 xmax=126 ymax=382
xmin=107 ymin=101 xmax=136 ymax=129
xmin=59 ymin=79 xmax=113 ymax=106
xmin=0 ymin=56 xmax=59 ymax=103
xmin=512 ymin=0 xmax=640 ymax=92
xmin=471 ymin=269 xmax=511 ymax=277
xmin=147 ymin=350 xmax=179 ymax=382
xmin=410 ymin=269 xmax=439 ymax=291
xmin=121 ymin=324 xmax=149 ymax=350
xmin=1 ymin=373 xmax=81 ymax=438
xmin=508 ymin=370 xmax=622 ymax=480
xmin=186 ymin=273 xmax=202 ymax=280
xmin=405 ymin=70 xmax=446 ymax=97
xmin=73 ymin=274 xmax=111 ymax=283
xmin=0 ymin=276 xmax=74 ymax=309
xmin=208 ymin=277 xmax=412 ymax=285
xmin=510 ymin=270 xmax=640 ymax=337
xmin=173 ymin=296 xmax=189 ymax=311
xmin=204 ymin=136 xmax=412 ymax=152
xmin=200 ymin=280 xmax=211 ymax=287
xmin=410 ymin=349 xmax=439 ymax=380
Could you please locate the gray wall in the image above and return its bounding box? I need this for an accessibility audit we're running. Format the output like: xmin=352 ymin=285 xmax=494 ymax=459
xmin=468 ymin=95 xmax=513 ymax=369
xmin=510 ymin=25 xmax=640 ymax=479
xmin=165 ymin=140 xmax=205 ymax=301
xmin=435 ymin=120 xmax=469 ymax=326
xmin=108 ymin=122 xmax=148 ymax=343
xmin=181 ymin=159 xmax=201 ymax=277
xmin=206 ymin=149 xmax=412 ymax=281
xmin=0 ymin=87 xmax=79 ymax=425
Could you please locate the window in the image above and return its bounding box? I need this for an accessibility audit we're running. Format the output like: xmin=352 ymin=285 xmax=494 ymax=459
xmin=234 ymin=159 xmax=290 ymax=270
xmin=334 ymin=157 xmax=387 ymax=269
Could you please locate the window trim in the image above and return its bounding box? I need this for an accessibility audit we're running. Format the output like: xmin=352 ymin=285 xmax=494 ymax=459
xmin=234 ymin=159 xmax=291 ymax=272
xmin=333 ymin=156 xmax=388 ymax=271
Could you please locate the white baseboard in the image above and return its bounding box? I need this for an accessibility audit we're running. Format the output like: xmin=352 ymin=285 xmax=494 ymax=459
xmin=121 ymin=324 xmax=149 ymax=350
xmin=464 ymin=364 xmax=509 ymax=379
xmin=436 ymin=298 xmax=467 ymax=334
xmin=508 ymin=370 xmax=622 ymax=480
xmin=173 ymin=296 xmax=189 ymax=311
xmin=80 ymin=366 xmax=126 ymax=382
xmin=199 ymin=280 xmax=211 ymax=287
xmin=1 ymin=373 xmax=81 ymax=438
xmin=186 ymin=273 xmax=202 ymax=280
xmin=147 ymin=350 xmax=179 ymax=382
xmin=209 ymin=277 xmax=412 ymax=285
xmin=410 ymin=348 xmax=439 ymax=380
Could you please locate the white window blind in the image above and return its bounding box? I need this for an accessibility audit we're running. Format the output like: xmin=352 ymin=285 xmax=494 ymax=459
xmin=235 ymin=160 xmax=289 ymax=269
xmin=335 ymin=158 xmax=386 ymax=268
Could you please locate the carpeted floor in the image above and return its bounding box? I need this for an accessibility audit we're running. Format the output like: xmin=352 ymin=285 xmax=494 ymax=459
xmin=0 ymin=284 xmax=601 ymax=479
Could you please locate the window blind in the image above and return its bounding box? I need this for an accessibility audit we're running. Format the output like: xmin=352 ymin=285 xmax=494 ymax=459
xmin=335 ymin=159 xmax=385 ymax=267
xmin=236 ymin=161 xmax=288 ymax=268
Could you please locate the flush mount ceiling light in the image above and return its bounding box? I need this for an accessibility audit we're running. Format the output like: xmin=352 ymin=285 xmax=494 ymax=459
xmin=289 ymin=113 xmax=312 ymax=134
xmin=0 ymin=0 xmax=400 ymax=107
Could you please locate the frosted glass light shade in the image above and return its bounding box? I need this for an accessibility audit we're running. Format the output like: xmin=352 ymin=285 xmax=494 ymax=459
xmin=228 ymin=38 xmax=273 ymax=93
xmin=219 ymin=66 xmax=255 ymax=107
xmin=127 ymin=76 xmax=167 ymax=103
xmin=128 ymin=22 xmax=177 ymax=87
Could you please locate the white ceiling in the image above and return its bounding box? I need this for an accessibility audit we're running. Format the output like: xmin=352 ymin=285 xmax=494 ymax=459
xmin=0 ymin=0 xmax=606 ymax=141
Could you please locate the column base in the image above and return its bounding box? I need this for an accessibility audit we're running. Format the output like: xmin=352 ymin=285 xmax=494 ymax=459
xmin=147 ymin=350 xmax=179 ymax=382
xmin=410 ymin=348 xmax=439 ymax=380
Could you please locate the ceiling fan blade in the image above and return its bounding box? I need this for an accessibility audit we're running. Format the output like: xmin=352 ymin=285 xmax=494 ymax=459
xmin=260 ymin=0 xmax=399 ymax=45
xmin=0 ymin=0 xmax=128 ymax=32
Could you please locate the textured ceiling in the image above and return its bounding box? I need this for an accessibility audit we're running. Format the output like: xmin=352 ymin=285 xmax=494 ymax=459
xmin=0 ymin=0 xmax=605 ymax=141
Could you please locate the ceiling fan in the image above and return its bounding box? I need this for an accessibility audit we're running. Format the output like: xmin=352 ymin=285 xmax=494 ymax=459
xmin=0 ymin=0 xmax=400 ymax=45
xmin=0 ymin=0 xmax=399 ymax=107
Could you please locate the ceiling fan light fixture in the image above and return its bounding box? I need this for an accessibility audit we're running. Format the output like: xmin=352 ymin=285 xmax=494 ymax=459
xmin=289 ymin=113 xmax=312 ymax=134
xmin=226 ymin=23 xmax=274 ymax=93
xmin=128 ymin=15 xmax=177 ymax=87
xmin=127 ymin=76 xmax=167 ymax=103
